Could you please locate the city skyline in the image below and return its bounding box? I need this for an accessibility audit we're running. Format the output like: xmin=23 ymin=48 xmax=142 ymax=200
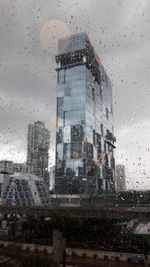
xmin=0 ymin=0 xmax=150 ymax=190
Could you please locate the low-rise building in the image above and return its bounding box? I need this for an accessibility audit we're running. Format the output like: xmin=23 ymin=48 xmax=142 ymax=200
xmin=1 ymin=173 xmax=51 ymax=206
xmin=0 ymin=160 xmax=13 ymax=174
xmin=13 ymin=163 xmax=28 ymax=174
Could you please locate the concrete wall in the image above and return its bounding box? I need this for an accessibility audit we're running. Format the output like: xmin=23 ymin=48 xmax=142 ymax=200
xmin=66 ymin=247 xmax=146 ymax=262
xmin=0 ymin=240 xmax=147 ymax=263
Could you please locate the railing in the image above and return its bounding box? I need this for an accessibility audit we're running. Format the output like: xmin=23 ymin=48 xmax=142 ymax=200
xmin=0 ymin=204 xmax=149 ymax=219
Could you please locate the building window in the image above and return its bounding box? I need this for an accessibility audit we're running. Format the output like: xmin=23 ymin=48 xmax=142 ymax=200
xmin=105 ymin=74 xmax=108 ymax=87
xmin=101 ymin=124 xmax=103 ymax=136
xmin=104 ymin=142 xmax=107 ymax=153
xmin=96 ymin=133 xmax=101 ymax=154
xmin=57 ymin=71 xmax=59 ymax=83
xmin=59 ymin=69 xmax=66 ymax=84
xmin=100 ymin=86 xmax=102 ymax=100
xmin=63 ymin=69 xmax=66 ymax=84
xmin=64 ymin=86 xmax=71 ymax=96
xmin=71 ymin=125 xmax=84 ymax=142
xmin=110 ymin=105 xmax=113 ymax=114
xmin=92 ymin=88 xmax=95 ymax=101
xmin=71 ymin=142 xmax=82 ymax=159
xmin=106 ymin=107 xmax=109 ymax=120
xmin=56 ymin=129 xmax=63 ymax=143
xmin=93 ymin=130 xmax=96 ymax=145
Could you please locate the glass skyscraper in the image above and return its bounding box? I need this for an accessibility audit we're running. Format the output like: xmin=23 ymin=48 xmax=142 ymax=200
xmin=55 ymin=32 xmax=116 ymax=195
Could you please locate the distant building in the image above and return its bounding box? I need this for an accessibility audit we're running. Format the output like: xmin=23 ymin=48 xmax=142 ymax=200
xmin=0 ymin=173 xmax=6 ymax=200
xmin=13 ymin=163 xmax=28 ymax=174
xmin=0 ymin=160 xmax=13 ymax=174
xmin=1 ymin=173 xmax=51 ymax=206
xmin=26 ymin=121 xmax=50 ymax=187
xmin=55 ymin=32 xmax=116 ymax=195
xmin=116 ymin=164 xmax=126 ymax=191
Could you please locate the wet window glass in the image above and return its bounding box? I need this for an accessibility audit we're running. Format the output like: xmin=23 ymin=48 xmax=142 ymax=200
xmin=0 ymin=0 xmax=150 ymax=266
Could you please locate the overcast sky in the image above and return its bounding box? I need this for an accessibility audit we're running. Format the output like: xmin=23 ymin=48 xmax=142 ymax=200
xmin=0 ymin=0 xmax=150 ymax=190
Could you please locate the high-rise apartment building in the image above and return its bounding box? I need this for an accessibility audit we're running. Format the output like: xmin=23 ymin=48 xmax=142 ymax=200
xmin=55 ymin=32 xmax=116 ymax=195
xmin=116 ymin=164 xmax=126 ymax=191
xmin=27 ymin=121 xmax=50 ymax=186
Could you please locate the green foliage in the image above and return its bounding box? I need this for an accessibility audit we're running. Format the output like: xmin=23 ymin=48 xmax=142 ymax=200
xmin=143 ymin=235 xmax=150 ymax=253
xmin=4 ymin=214 xmax=148 ymax=254
xmin=22 ymin=216 xmax=53 ymax=242
xmin=50 ymin=213 xmax=65 ymax=231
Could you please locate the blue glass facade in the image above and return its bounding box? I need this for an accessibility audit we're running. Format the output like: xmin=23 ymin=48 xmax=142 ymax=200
xmin=55 ymin=33 xmax=116 ymax=195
